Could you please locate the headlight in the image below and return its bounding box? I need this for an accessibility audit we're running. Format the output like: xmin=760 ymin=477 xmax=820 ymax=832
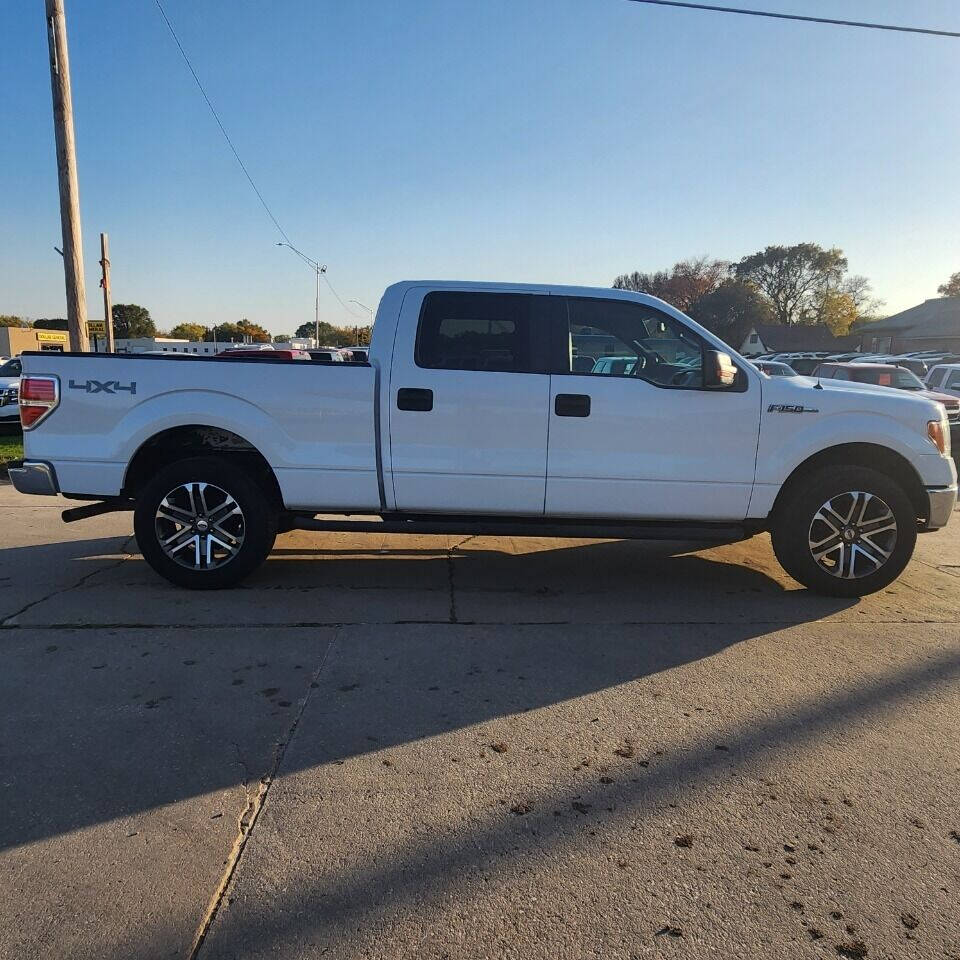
xmin=928 ymin=415 xmax=951 ymax=457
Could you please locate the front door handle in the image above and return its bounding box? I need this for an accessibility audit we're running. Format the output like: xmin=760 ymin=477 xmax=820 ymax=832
xmin=397 ymin=387 xmax=434 ymax=412
xmin=554 ymin=393 xmax=591 ymax=417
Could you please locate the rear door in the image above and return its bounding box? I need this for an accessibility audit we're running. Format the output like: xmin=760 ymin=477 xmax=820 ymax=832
xmin=388 ymin=288 xmax=556 ymax=514
xmin=545 ymin=295 xmax=762 ymax=520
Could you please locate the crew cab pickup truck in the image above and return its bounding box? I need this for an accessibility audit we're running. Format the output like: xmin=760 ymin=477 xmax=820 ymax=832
xmin=10 ymin=281 xmax=957 ymax=597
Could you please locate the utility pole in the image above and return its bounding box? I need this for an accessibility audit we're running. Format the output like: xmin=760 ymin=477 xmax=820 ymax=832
xmin=45 ymin=0 xmax=88 ymax=352
xmin=99 ymin=232 xmax=114 ymax=352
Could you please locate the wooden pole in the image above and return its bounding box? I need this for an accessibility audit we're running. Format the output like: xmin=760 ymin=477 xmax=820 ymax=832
xmin=45 ymin=0 xmax=88 ymax=352
xmin=99 ymin=232 xmax=114 ymax=351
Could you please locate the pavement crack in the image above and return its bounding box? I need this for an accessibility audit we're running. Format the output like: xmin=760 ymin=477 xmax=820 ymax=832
xmin=0 ymin=536 xmax=135 ymax=627
xmin=445 ymin=536 xmax=472 ymax=624
xmin=190 ymin=628 xmax=340 ymax=960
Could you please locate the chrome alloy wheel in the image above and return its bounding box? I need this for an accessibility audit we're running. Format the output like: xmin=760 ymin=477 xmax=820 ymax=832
xmin=154 ymin=481 xmax=245 ymax=570
xmin=807 ymin=490 xmax=898 ymax=580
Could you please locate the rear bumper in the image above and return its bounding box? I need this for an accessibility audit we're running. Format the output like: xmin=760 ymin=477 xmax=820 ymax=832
xmin=8 ymin=460 xmax=59 ymax=496
xmin=927 ymin=485 xmax=958 ymax=530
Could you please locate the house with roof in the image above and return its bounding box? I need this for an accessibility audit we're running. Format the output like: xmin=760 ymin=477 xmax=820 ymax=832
xmin=857 ymin=298 xmax=960 ymax=354
xmin=737 ymin=323 xmax=858 ymax=357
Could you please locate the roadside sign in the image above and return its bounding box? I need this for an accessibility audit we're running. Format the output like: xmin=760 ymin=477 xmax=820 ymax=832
xmin=88 ymin=320 xmax=107 ymax=335
xmin=36 ymin=330 xmax=69 ymax=344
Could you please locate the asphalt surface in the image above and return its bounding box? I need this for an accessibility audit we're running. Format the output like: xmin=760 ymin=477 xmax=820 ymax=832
xmin=1 ymin=481 xmax=959 ymax=960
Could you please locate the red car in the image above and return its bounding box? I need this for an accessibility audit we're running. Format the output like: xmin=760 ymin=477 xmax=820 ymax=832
xmin=813 ymin=362 xmax=960 ymax=434
xmin=217 ymin=348 xmax=311 ymax=360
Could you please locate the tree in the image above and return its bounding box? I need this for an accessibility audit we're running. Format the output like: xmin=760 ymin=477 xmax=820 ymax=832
xmin=33 ymin=317 xmax=68 ymax=330
xmin=613 ymin=258 xmax=727 ymax=314
xmin=938 ymin=271 xmax=960 ymax=298
xmin=0 ymin=315 xmax=27 ymax=328
xmin=734 ymin=244 xmax=847 ymax=326
xmin=272 ymin=334 xmax=293 ymax=343
xmin=168 ymin=323 xmax=209 ymax=342
xmin=817 ymin=289 xmax=858 ymax=336
xmin=688 ymin=279 xmax=775 ymax=344
xmin=112 ymin=303 xmax=156 ymax=339
xmin=206 ymin=319 xmax=270 ymax=344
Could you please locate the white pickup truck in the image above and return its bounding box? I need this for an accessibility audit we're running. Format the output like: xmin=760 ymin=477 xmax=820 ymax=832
xmin=10 ymin=281 xmax=957 ymax=596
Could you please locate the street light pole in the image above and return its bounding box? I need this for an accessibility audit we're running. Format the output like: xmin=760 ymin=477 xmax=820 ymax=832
xmin=276 ymin=242 xmax=326 ymax=346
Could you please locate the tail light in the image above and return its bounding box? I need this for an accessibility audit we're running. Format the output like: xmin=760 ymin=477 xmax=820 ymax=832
xmin=20 ymin=376 xmax=60 ymax=429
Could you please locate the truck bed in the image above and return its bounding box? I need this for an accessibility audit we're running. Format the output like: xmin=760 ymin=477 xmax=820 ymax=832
xmin=20 ymin=352 xmax=382 ymax=510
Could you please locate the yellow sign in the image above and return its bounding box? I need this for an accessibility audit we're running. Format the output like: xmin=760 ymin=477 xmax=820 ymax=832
xmin=36 ymin=330 xmax=68 ymax=344
xmin=87 ymin=321 xmax=107 ymax=336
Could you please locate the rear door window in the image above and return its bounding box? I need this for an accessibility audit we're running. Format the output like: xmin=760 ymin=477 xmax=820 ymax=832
xmin=415 ymin=292 xmax=553 ymax=373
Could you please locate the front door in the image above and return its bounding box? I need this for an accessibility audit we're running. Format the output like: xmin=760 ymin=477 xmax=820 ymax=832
xmin=545 ymin=295 xmax=761 ymax=520
xmin=388 ymin=288 xmax=555 ymax=514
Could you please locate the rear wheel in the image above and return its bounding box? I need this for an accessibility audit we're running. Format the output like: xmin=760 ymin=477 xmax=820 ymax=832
xmin=771 ymin=465 xmax=917 ymax=597
xmin=134 ymin=456 xmax=278 ymax=589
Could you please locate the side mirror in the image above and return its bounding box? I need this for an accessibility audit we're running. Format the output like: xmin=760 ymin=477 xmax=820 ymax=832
xmin=703 ymin=350 xmax=738 ymax=388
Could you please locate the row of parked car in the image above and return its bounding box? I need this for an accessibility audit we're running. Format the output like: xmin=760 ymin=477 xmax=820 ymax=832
xmin=750 ymin=352 xmax=960 ymax=449
xmin=214 ymin=345 xmax=369 ymax=362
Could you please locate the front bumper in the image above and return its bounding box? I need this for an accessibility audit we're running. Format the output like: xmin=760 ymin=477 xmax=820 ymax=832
xmin=8 ymin=460 xmax=59 ymax=496
xmin=927 ymin=485 xmax=958 ymax=530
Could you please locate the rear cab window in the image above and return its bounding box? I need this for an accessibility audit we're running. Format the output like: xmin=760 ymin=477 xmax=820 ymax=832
xmin=415 ymin=291 xmax=555 ymax=373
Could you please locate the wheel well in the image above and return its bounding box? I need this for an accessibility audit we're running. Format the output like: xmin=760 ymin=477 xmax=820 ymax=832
xmin=771 ymin=443 xmax=929 ymax=523
xmin=123 ymin=425 xmax=283 ymax=507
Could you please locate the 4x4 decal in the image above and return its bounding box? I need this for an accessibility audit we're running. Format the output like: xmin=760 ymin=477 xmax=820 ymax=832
xmin=68 ymin=379 xmax=137 ymax=396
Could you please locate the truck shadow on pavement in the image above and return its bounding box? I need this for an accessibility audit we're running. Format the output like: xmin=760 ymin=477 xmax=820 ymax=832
xmin=0 ymin=533 xmax=865 ymax=860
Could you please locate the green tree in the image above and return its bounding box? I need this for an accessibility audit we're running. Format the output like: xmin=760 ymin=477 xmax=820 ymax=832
xmin=938 ymin=271 xmax=960 ymax=298
xmin=613 ymin=258 xmax=727 ymax=314
xmin=272 ymin=333 xmax=293 ymax=343
xmin=688 ymin=279 xmax=775 ymax=344
xmin=206 ymin=319 xmax=270 ymax=344
xmin=112 ymin=303 xmax=156 ymax=339
xmin=168 ymin=323 xmax=209 ymax=341
xmin=33 ymin=317 xmax=68 ymax=330
xmin=734 ymin=244 xmax=847 ymax=326
xmin=0 ymin=315 xmax=27 ymax=328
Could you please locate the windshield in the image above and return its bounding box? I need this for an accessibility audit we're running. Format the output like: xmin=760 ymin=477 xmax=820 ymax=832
xmin=851 ymin=366 xmax=925 ymax=390
xmin=0 ymin=358 xmax=21 ymax=377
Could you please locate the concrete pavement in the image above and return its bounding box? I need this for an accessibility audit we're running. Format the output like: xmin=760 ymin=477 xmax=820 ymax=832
xmin=1 ymin=482 xmax=959 ymax=959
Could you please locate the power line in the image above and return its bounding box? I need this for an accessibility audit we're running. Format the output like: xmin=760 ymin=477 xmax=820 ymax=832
xmin=153 ymin=0 xmax=294 ymax=245
xmin=624 ymin=0 xmax=960 ymax=38
xmin=153 ymin=1 xmax=367 ymax=322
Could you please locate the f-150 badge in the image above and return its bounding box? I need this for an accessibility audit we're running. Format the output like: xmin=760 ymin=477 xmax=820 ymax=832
xmin=68 ymin=379 xmax=137 ymax=395
xmin=767 ymin=403 xmax=818 ymax=413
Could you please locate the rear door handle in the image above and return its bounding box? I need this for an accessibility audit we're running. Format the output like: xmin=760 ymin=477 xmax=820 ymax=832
xmin=397 ymin=387 xmax=434 ymax=412
xmin=554 ymin=393 xmax=591 ymax=417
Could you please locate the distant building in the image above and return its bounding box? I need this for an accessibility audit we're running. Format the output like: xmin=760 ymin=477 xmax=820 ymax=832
xmin=1 ymin=327 xmax=69 ymax=356
xmin=738 ymin=323 xmax=858 ymax=357
xmin=857 ymin=298 xmax=960 ymax=354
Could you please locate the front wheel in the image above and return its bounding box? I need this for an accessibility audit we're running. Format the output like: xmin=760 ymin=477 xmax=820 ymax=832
xmin=134 ymin=456 xmax=278 ymax=589
xmin=770 ymin=465 xmax=917 ymax=597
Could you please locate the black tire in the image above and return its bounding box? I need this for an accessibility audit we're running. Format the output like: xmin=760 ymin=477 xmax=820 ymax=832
xmin=770 ymin=465 xmax=917 ymax=597
xmin=134 ymin=456 xmax=278 ymax=589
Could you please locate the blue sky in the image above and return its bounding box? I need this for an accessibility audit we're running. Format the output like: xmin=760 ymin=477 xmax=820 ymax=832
xmin=2 ymin=0 xmax=959 ymax=333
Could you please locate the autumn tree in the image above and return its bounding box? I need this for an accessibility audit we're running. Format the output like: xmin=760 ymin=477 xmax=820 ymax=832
xmin=168 ymin=323 xmax=209 ymax=341
xmin=613 ymin=258 xmax=727 ymax=313
xmin=112 ymin=304 xmax=156 ymax=339
xmin=0 ymin=315 xmax=27 ymax=327
xmin=938 ymin=271 xmax=960 ymax=298
xmin=688 ymin=279 xmax=774 ymax=344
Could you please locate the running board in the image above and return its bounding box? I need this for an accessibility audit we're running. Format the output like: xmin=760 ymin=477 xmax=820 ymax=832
xmin=288 ymin=515 xmax=750 ymax=542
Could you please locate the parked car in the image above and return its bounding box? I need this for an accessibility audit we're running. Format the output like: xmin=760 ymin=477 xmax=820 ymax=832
xmin=10 ymin=281 xmax=956 ymax=597
xmin=0 ymin=356 xmax=22 ymax=423
xmin=926 ymin=364 xmax=960 ymax=398
xmin=308 ymin=349 xmax=345 ymax=362
xmin=218 ymin=348 xmax=311 ymax=360
xmin=783 ymin=357 xmax=821 ymax=375
xmin=813 ymin=362 xmax=960 ymax=434
xmin=751 ymin=360 xmax=798 ymax=377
